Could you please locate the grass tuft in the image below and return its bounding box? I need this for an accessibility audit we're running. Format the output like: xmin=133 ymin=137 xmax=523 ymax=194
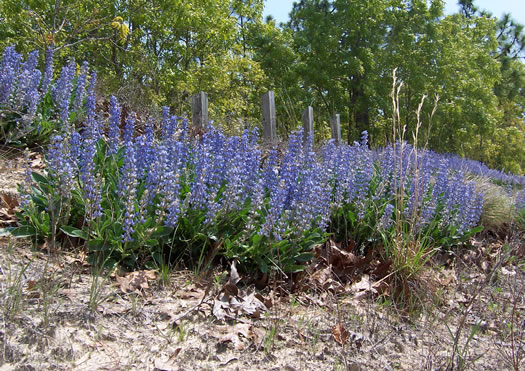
xmin=472 ymin=176 xmax=516 ymax=232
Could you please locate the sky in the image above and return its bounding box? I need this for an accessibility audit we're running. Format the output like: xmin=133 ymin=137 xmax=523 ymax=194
xmin=263 ymin=0 xmax=525 ymax=26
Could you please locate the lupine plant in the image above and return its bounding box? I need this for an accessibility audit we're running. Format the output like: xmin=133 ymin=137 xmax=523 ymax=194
xmin=12 ymin=103 xmax=485 ymax=277
xmin=9 ymin=56 xmax=493 ymax=279
xmin=0 ymin=45 xmax=92 ymax=146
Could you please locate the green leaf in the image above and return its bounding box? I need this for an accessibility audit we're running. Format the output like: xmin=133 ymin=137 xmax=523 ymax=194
xmin=468 ymin=225 xmax=484 ymax=235
xmin=347 ymin=210 xmax=356 ymax=224
xmin=31 ymin=172 xmax=48 ymax=185
xmin=251 ymin=233 xmax=263 ymax=246
xmin=284 ymin=264 xmax=306 ymax=273
xmin=60 ymin=226 xmax=88 ymax=240
xmin=10 ymin=225 xmax=38 ymax=238
xmin=258 ymin=259 xmax=268 ymax=274
xmin=295 ymin=252 xmax=315 ymax=262
xmin=145 ymin=239 xmax=159 ymax=247
xmin=151 ymin=226 xmax=174 ymax=238
xmin=88 ymin=238 xmax=107 ymax=249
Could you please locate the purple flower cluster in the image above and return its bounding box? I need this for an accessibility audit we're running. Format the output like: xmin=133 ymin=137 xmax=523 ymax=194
xmin=189 ymin=127 xmax=227 ymax=214
xmin=220 ymin=129 xmax=262 ymax=214
xmin=36 ymin=90 xmax=489 ymax=251
xmin=0 ymin=46 xmax=104 ymax=140
xmin=436 ymin=151 xmax=525 ymax=187
xmin=47 ymin=135 xmax=76 ymax=199
xmin=322 ymin=131 xmax=374 ymax=211
xmin=41 ymin=47 xmax=54 ymax=94
xmin=72 ymin=61 xmax=89 ymax=113
xmin=380 ymin=204 xmax=395 ymax=230
xmin=0 ymin=47 xmax=42 ymax=125
xmin=53 ymin=60 xmax=76 ymax=127
xmin=135 ymin=118 xmax=155 ymax=176
xmin=374 ymin=144 xmax=485 ymax=234
xmin=119 ymin=144 xmax=138 ymax=242
xmin=0 ymin=46 xmax=22 ymax=105
xmin=79 ymin=73 xmax=102 ymax=221
xmin=262 ymin=130 xmax=331 ymax=239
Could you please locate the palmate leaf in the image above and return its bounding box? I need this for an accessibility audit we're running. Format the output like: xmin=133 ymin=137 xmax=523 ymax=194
xmin=31 ymin=171 xmax=49 ymax=186
xmin=60 ymin=225 xmax=88 ymax=240
xmin=295 ymin=252 xmax=315 ymax=262
xmin=30 ymin=212 xmax=50 ymax=235
xmin=9 ymin=225 xmax=38 ymax=238
xmin=151 ymin=226 xmax=174 ymax=239
xmin=284 ymin=264 xmax=307 ymax=273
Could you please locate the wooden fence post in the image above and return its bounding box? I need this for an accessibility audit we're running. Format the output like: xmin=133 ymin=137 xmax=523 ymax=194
xmin=192 ymin=91 xmax=208 ymax=128
xmin=261 ymin=91 xmax=276 ymax=144
xmin=330 ymin=113 xmax=342 ymax=143
xmin=302 ymin=106 xmax=314 ymax=141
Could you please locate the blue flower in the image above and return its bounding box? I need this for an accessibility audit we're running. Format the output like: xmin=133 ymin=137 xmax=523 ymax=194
xmin=380 ymin=204 xmax=395 ymax=230
xmin=120 ymin=144 xmax=138 ymax=242
xmin=73 ymin=61 xmax=89 ymax=113
xmin=123 ymin=111 xmax=135 ymax=145
xmin=53 ymin=60 xmax=76 ymax=129
xmin=41 ymin=47 xmax=54 ymax=94
xmin=0 ymin=46 xmax=22 ymax=104
xmin=108 ymin=95 xmax=122 ymax=155
xmin=48 ymin=135 xmax=76 ymax=199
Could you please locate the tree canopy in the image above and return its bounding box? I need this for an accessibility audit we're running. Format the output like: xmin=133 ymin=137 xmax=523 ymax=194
xmin=1 ymin=0 xmax=523 ymax=172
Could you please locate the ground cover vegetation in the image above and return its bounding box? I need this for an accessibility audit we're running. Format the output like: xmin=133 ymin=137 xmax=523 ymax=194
xmin=1 ymin=44 xmax=524 ymax=300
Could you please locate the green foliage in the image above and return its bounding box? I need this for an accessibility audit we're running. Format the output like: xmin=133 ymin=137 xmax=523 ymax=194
xmin=3 ymin=1 xmax=522 ymax=285
xmin=1 ymin=0 xmax=522 ymax=172
xmin=285 ymin=0 xmax=523 ymax=171
xmin=12 ymin=168 xmax=74 ymax=248
xmin=224 ymin=228 xmax=326 ymax=274
xmin=517 ymin=209 xmax=525 ymax=230
xmin=13 ymin=134 xmax=327 ymax=275
xmin=1 ymin=89 xmax=57 ymax=147
xmin=0 ymin=0 xmax=272 ymax=129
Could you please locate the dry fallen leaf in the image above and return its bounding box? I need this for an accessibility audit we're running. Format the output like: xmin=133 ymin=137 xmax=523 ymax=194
xmin=30 ymin=154 xmax=44 ymax=169
xmin=332 ymin=322 xmax=350 ymax=346
xmin=237 ymin=292 xmax=267 ymax=318
xmin=216 ymin=323 xmax=264 ymax=350
xmin=349 ymin=274 xmax=378 ymax=299
xmin=178 ymin=287 xmax=205 ymax=301
xmin=26 ymin=280 xmax=38 ymax=291
xmin=115 ymin=270 xmax=157 ymax=295
xmin=213 ymin=294 xmax=231 ymax=321
xmin=501 ymin=266 xmax=516 ymax=276
xmin=222 ymin=260 xmax=241 ymax=297
xmin=228 ymin=260 xmax=241 ymax=285
xmin=439 ymin=269 xmax=455 ymax=286
xmin=0 ymin=192 xmax=19 ymax=209
xmin=154 ymin=348 xmax=182 ymax=371
xmin=97 ymin=303 xmax=131 ymax=315
xmin=213 ymin=290 xmax=269 ymax=321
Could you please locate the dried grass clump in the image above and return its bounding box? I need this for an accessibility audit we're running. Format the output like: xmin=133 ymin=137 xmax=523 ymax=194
xmin=471 ymin=176 xmax=516 ymax=232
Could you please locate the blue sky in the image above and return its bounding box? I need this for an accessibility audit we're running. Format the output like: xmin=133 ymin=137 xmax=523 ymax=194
xmin=263 ymin=0 xmax=525 ymax=26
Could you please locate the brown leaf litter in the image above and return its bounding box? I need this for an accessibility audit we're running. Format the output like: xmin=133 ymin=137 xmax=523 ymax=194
xmin=212 ymin=261 xmax=271 ymax=321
